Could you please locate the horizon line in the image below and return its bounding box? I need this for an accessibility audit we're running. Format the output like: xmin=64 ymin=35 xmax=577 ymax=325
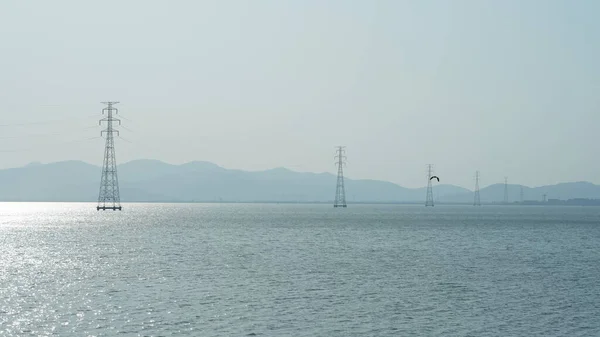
xmin=2 ymin=159 xmax=596 ymax=192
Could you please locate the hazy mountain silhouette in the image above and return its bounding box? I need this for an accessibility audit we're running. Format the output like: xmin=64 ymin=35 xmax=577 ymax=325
xmin=0 ymin=161 xmax=98 ymax=201
xmin=443 ymin=181 xmax=600 ymax=204
xmin=0 ymin=160 xmax=599 ymax=203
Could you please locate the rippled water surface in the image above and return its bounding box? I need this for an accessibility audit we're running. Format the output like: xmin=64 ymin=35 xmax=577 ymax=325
xmin=1 ymin=203 xmax=599 ymax=336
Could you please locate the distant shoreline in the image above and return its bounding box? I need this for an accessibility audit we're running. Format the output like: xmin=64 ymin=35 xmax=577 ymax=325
xmin=2 ymin=200 xmax=600 ymax=206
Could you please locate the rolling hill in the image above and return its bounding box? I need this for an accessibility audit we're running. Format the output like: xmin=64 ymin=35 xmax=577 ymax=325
xmin=0 ymin=160 xmax=598 ymax=203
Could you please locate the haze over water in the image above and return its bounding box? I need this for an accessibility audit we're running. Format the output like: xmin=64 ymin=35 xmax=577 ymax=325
xmin=1 ymin=203 xmax=598 ymax=336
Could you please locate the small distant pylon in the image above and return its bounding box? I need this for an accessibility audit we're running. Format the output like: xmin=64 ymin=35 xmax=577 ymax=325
xmin=503 ymin=177 xmax=509 ymax=204
xmin=474 ymin=171 xmax=481 ymax=206
xmin=425 ymin=164 xmax=434 ymax=207
xmin=97 ymin=101 xmax=122 ymax=211
xmin=334 ymin=146 xmax=347 ymax=208
xmin=520 ymin=186 xmax=524 ymax=203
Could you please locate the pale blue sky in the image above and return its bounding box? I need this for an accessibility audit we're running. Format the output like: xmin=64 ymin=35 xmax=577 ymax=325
xmin=0 ymin=0 xmax=598 ymax=188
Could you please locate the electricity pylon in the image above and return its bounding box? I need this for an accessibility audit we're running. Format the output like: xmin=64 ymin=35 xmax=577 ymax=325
xmin=334 ymin=146 xmax=347 ymax=208
xmin=425 ymin=164 xmax=434 ymax=207
xmin=503 ymin=177 xmax=508 ymax=204
xmin=520 ymin=186 xmax=524 ymax=203
xmin=97 ymin=101 xmax=122 ymax=211
xmin=474 ymin=171 xmax=481 ymax=206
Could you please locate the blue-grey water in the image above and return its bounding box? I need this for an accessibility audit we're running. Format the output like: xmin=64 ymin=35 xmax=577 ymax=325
xmin=1 ymin=203 xmax=599 ymax=336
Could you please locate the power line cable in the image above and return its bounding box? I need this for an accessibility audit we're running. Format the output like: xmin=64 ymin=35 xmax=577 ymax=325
xmin=0 ymin=136 xmax=101 ymax=153
xmin=0 ymin=114 xmax=100 ymax=128
xmin=0 ymin=125 xmax=101 ymax=139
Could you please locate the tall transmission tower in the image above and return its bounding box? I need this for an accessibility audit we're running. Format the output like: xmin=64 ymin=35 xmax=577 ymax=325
xmin=503 ymin=177 xmax=509 ymax=204
xmin=474 ymin=171 xmax=481 ymax=206
xmin=333 ymin=146 xmax=347 ymax=208
xmin=97 ymin=102 xmax=122 ymax=211
xmin=425 ymin=164 xmax=434 ymax=207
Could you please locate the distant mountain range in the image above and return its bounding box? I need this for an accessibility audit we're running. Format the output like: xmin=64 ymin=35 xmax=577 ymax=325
xmin=0 ymin=159 xmax=599 ymax=203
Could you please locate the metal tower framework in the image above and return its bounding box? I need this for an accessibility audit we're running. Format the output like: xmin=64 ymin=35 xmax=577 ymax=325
xmin=474 ymin=171 xmax=481 ymax=206
xmin=425 ymin=164 xmax=434 ymax=207
xmin=520 ymin=186 xmax=524 ymax=203
xmin=503 ymin=177 xmax=509 ymax=204
xmin=97 ymin=101 xmax=122 ymax=211
xmin=334 ymin=146 xmax=347 ymax=208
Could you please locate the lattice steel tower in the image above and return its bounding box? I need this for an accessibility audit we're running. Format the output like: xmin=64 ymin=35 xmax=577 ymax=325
xmin=97 ymin=102 xmax=122 ymax=211
xmin=425 ymin=164 xmax=434 ymax=207
xmin=520 ymin=186 xmax=524 ymax=203
xmin=474 ymin=171 xmax=481 ymax=206
xmin=503 ymin=177 xmax=509 ymax=204
xmin=334 ymin=146 xmax=347 ymax=208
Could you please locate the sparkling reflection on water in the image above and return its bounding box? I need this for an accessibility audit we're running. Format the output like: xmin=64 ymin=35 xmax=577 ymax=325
xmin=1 ymin=203 xmax=599 ymax=336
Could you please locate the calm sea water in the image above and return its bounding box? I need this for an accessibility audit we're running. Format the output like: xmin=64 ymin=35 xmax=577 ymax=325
xmin=0 ymin=203 xmax=599 ymax=336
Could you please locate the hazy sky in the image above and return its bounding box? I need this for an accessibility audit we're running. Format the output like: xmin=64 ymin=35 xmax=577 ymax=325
xmin=1 ymin=0 xmax=599 ymax=188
